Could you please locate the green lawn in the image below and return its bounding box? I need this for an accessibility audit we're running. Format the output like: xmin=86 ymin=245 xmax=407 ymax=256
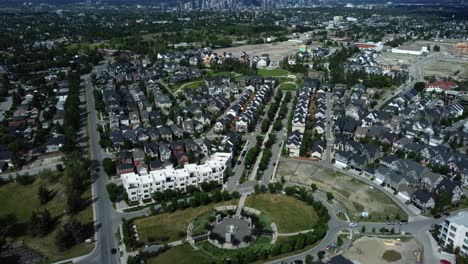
xmin=147 ymin=244 xmax=212 ymax=264
xmin=191 ymin=210 xmax=216 ymax=236
xmin=257 ymin=69 xmax=289 ymax=77
xmin=278 ymin=77 xmax=295 ymax=84
xmin=0 ymin=177 xmax=94 ymax=262
xmin=183 ymin=80 xmax=204 ymax=90
xmin=134 ymin=200 xmax=238 ymax=244
xmin=205 ymin=70 xmax=239 ymax=78
xmin=245 ymin=194 xmax=317 ymax=233
xmin=279 ymin=83 xmax=297 ymax=90
xmin=171 ymin=80 xmax=205 ymax=93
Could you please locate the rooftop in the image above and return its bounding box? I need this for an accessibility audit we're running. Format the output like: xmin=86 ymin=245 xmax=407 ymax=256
xmin=447 ymin=211 xmax=468 ymax=227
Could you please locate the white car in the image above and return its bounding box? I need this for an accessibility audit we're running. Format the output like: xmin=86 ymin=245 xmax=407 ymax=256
xmin=349 ymin=222 xmax=358 ymax=227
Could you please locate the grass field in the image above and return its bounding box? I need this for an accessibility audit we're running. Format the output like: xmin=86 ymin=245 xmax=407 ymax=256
xmin=171 ymin=80 xmax=205 ymax=93
xmin=279 ymin=82 xmax=297 ymax=90
xmin=147 ymin=244 xmax=212 ymax=264
xmin=182 ymin=80 xmax=204 ymax=90
xmin=257 ymin=69 xmax=290 ymax=77
xmin=245 ymin=194 xmax=317 ymax=233
xmin=205 ymin=70 xmax=239 ymax=78
xmin=191 ymin=210 xmax=216 ymax=236
xmin=134 ymin=200 xmax=238 ymax=244
xmin=0 ymin=177 xmax=94 ymax=262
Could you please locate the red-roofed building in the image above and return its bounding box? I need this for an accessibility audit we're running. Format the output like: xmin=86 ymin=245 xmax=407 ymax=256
xmin=354 ymin=42 xmax=383 ymax=51
xmin=425 ymin=80 xmax=458 ymax=93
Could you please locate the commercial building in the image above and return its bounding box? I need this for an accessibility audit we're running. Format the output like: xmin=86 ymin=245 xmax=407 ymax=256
xmin=391 ymin=45 xmax=428 ymax=56
xmin=122 ymin=152 xmax=232 ymax=202
xmin=439 ymin=211 xmax=468 ymax=255
xmin=354 ymin=42 xmax=383 ymax=51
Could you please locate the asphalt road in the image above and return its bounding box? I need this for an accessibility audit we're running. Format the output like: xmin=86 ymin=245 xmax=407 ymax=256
xmin=76 ymin=61 xmax=122 ymax=264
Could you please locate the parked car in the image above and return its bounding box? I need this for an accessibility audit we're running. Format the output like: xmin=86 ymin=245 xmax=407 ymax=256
xmin=434 ymin=214 xmax=442 ymax=219
xmin=440 ymin=260 xmax=451 ymax=264
xmin=386 ymin=221 xmax=394 ymax=225
xmin=349 ymin=222 xmax=358 ymax=227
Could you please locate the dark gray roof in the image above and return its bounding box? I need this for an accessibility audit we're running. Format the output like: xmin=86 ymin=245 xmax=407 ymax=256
xmin=412 ymin=189 xmax=434 ymax=203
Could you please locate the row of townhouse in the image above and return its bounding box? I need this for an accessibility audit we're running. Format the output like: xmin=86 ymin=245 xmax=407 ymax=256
xmin=310 ymin=92 xmax=327 ymax=160
xmin=367 ymin=154 xmax=464 ymax=213
xmin=214 ymin=87 xmax=254 ymax=133
xmin=287 ymin=86 xmax=312 ymax=157
xmin=439 ymin=211 xmax=468 ymax=256
xmin=235 ymin=84 xmax=272 ymax=133
xmin=122 ymin=152 xmax=232 ymax=202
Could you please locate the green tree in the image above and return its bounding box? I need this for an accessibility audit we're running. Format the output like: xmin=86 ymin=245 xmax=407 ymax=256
xmin=102 ymin=158 xmax=115 ymax=176
xmin=67 ymin=190 xmax=84 ymax=214
xmin=337 ymin=235 xmax=343 ymax=247
xmin=30 ymin=209 xmax=54 ymax=237
xmin=107 ymin=183 xmax=124 ymax=203
xmin=318 ymin=250 xmax=326 ymax=260
xmin=413 ymin=82 xmax=425 ymax=92
xmin=38 ymin=185 xmax=51 ymax=205
xmin=55 ymin=218 xmax=90 ymax=250
xmin=311 ymin=183 xmax=317 ymax=192
xmin=326 ymin=192 xmax=334 ymax=201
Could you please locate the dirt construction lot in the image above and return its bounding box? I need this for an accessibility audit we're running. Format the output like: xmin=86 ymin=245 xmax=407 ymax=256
xmin=277 ymin=161 xmax=407 ymax=222
xmin=343 ymin=236 xmax=422 ymax=264
xmin=213 ymin=41 xmax=302 ymax=62
xmin=421 ymin=59 xmax=468 ymax=80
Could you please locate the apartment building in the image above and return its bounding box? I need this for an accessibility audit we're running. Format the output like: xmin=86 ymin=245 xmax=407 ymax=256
xmin=122 ymin=152 xmax=232 ymax=202
xmin=439 ymin=211 xmax=468 ymax=255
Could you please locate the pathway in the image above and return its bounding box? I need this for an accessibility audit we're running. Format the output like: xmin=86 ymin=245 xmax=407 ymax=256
xmin=235 ymin=194 xmax=247 ymax=216
xmin=277 ymin=229 xmax=315 ymax=237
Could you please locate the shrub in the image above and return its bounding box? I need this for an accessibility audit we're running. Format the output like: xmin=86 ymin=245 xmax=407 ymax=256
xmin=16 ymin=174 xmax=35 ymax=185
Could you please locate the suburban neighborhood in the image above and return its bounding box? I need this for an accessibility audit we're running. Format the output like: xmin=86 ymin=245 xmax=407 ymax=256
xmin=0 ymin=1 xmax=468 ymax=264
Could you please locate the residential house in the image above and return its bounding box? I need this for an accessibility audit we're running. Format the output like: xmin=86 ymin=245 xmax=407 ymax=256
xmin=434 ymin=178 xmax=464 ymax=203
xmin=411 ymin=189 xmax=435 ymax=213
xmin=159 ymin=126 xmax=173 ymax=141
xmin=144 ymin=143 xmax=159 ymax=158
xmin=159 ymin=144 xmax=172 ymax=162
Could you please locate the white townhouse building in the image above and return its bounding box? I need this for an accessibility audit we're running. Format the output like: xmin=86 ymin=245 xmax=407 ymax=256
xmin=122 ymin=152 xmax=232 ymax=202
xmin=439 ymin=211 xmax=468 ymax=256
